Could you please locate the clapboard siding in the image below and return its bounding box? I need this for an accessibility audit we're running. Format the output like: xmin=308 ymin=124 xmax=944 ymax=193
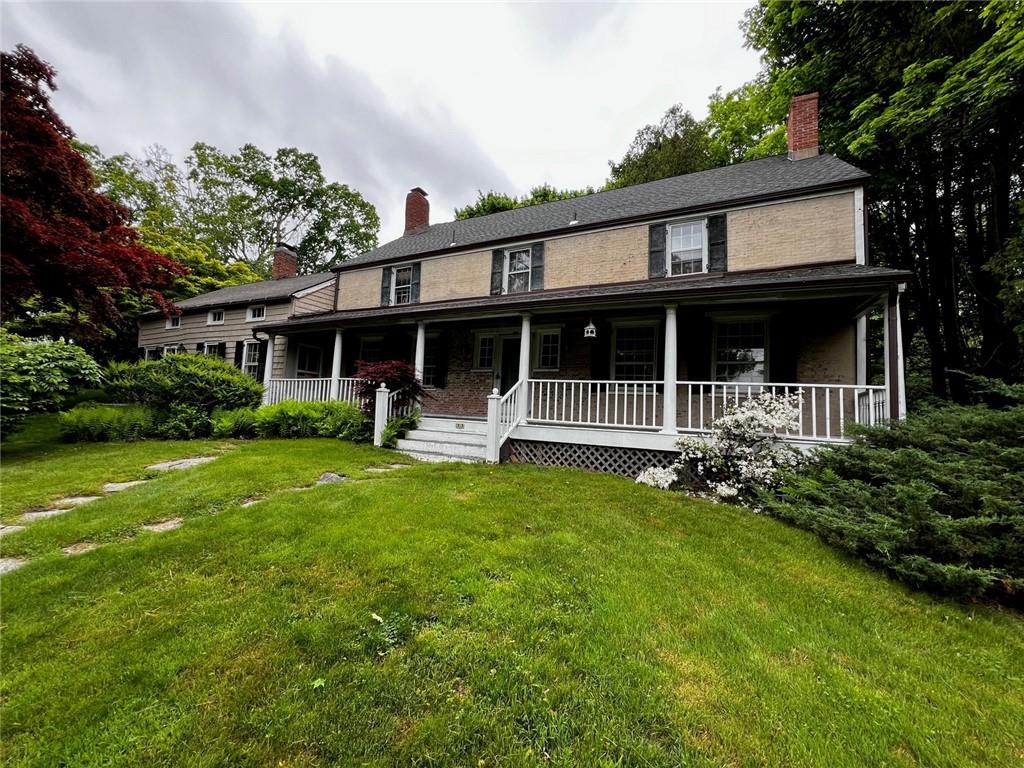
xmin=138 ymin=302 xmax=291 ymax=350
xmin=292 ymin=282 xmax=335 ymax=315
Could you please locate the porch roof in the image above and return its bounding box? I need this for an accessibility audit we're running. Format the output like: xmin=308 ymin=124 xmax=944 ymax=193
xmin=259 ymin=263 xmax=910 ymax=333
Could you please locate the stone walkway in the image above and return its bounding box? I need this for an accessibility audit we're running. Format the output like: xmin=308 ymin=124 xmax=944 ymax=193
xmin=1 ymin=457 xmax=411 ymax=576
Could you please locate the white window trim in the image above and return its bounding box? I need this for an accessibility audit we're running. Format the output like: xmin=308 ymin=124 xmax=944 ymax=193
xmin=144 ymin=346 xmax=160 ymax=360
xmin=162 ymin=344 xmax=183 ymax=356
xmin=165 ymin=315 xmax=181 ymax=330
xmin=711 ymin=317 xmax=770 ymax=384
xmin=532 ymin=327 xmax=562 ymax=372
xmin=246 ymin=305 xmax=266 ymax=322
xmin=473 ymin=333 xmax=496 ymax=371
xmin=390 ymin=265 xmax=415 ymax=306
xmin=242 ymin=339 xmax=261 ymax=377
xmin=296 ymin=343 xmax=323 ymax=378
xmin=609 ymin=319 xmax=660 ymax=382
xmin=503 ymin=247 xmax=532 ymax=294
xmin=666 ymin=218 xmax=709 ymax=276
xmin=203 ymin=341 xmax=222 ymax=356
xmin=207 ymin=309 xmax=225 ymax=326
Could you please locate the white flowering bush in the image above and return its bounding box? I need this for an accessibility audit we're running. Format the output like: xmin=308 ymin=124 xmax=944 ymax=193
xmin=636 ymin=392 xmax=803 ymax=505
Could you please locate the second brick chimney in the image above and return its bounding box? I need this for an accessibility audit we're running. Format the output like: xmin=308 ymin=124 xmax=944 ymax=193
xmin=404 ymin=187 xmax=429 ymax=235
xmin=271 ymin=243 xmax=298 ymax=279
xmin=787 ymin=92 xmax=819 ymax=161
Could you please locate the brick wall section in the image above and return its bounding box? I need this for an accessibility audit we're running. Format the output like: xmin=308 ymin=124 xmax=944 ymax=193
xmin=544 ymin=225 xmax=649 ymax=289
xmin=420 ymin=250 xmax=491 ymax=302
xmin=337 ymin=267 xmax=383 ymax=310
xmin=424 ymin=327 xmax=492 ymax=417
xmin=727 ymin=192 xmax=855 ymax=271
xmin=796 ymin=319 xmax=856 ymax=384
xmin=787 ymin=93 xmax=819 ymax=160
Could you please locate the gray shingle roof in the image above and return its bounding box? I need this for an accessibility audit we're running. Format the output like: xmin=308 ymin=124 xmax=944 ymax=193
xmin=172 ymin=273 xmax=334 ymax=311
xmin=340 ymin=153 xmax=868 ymax=269
xmin=266 ymin=263 xmax=908 ymax=332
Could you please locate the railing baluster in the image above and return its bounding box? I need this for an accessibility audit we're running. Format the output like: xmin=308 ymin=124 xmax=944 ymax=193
xmin=825 ymin=387 xmax=831 ymax=440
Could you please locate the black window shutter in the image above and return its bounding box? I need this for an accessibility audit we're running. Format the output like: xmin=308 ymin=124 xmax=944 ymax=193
xmin=138 ymin=347 xmax=147 ymax=360
xmin=233 ymin=340 xmax=244 ymax=366
xmin=196 ymin=342 xmax=204 ymax=353
xmin=256 ymin=339 xmax=269 ymax=381
xmin=648 ymin=224 xmax=667 ymax=278
xmin=410 ymin=262 xmax=421 ymax=304
xmin=530 ymin=242 xmax=544 ymax=291
xmin=490 ymin=250 xmax=504 ymax=295
xmin=707 ymin=214 xmax=727 ymax=272
xmin=380 ymin=268 xmax=392 ymax=306
xmin=217 ymin=342 xmax=227 ymax=359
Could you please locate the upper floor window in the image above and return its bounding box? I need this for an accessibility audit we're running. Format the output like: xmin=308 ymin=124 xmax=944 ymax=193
xmin=392 ymin=266 xmax=414 ymax=305
xmin=714 ymin=320 xmax=767 ymax=383
xmin=668 ymin=220 xmax=707 ymax=275
xmin=165 ymin=315 xmax=181 ymax=330
xmin=505 ymin=248 xmax=532 ymax=294
xmin=246 ymin=305 xmax=266 ymax=322
xmin=207 ymin=309 xmax=225 ymax=325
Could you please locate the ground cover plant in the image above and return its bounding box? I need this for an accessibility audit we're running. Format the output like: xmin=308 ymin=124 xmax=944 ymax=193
xmin=58 ymin=403 xmax=157 ymax=442
xmin=1 ymin=415 xmax=1022 ymax=766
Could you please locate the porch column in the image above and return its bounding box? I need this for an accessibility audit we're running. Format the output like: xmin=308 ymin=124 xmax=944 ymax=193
xmin=883 ymin=289 xmax=902 ymax=421
xmin=330 ymin=329 xmax=343 ymax=400
xmin=896 ymin=285 xmax=906 ymax=418
xmin=263 ymin=334 xmax=276 ymax=388
xmin=661 ymin=305 xmax=678 ymax=434
xmin=517 ymin=313 xmax=531 ymax=422
xmin=414 ymin=321 xmax=427 ymax=382
xmin=856 ymin=314 xmax=868 ymax=386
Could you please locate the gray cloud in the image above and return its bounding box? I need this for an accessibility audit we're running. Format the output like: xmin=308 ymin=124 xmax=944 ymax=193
xmin=1 ymin=1 xmax=515 ymax=239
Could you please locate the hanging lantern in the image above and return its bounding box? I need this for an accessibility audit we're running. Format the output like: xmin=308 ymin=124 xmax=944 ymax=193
xmin=583 ymin=320 xmax=597 ymax=339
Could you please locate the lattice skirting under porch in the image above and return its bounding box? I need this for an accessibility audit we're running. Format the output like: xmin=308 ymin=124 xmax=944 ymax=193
xmin=507 ymin=439 xmax=683 ymax=479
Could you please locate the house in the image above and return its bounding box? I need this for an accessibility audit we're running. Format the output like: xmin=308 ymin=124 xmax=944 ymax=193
xmin=136 ymin=247 xmax=335 ymax=381
xmin=150 ymin=93 xmax=911 ymax=474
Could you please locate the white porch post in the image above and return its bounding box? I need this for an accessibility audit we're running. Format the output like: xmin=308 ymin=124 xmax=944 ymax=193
xmin=485 ymin=388 xmax=501 ymax=463
xmin=261 ymin=333 xmax=276 ymax=404
xmin=414 ymin=321 xmax=427 ymax=382
xmin=661 ymin=305 xmax=678 ymax=434
xmin=330 ymin=329 xmax=343 ymax=400
xmin=883 ymin=293 xmax=893 ymax=422
xmin=856 ymin=314 xmax=868 ymax=386
xmin=517 ymin=313 xmax=531 ymax=422
xmin=896 ymin=285 xmax=906 ymax=418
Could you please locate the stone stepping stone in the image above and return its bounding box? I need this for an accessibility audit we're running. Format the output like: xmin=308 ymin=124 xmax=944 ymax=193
xmin=63 ymin=542 xmax=98 ymax=556
xmin=365 ymin=467 xmax=393 ymax=474
xmin=141 ymin=518 xmax=183 ymax=533
xmin=103 ymin=480 xmax=148 ymax=493
xmin=147 ymin=456 xmax=218 ymax=472
xmin=317 ymin=472 xmax=347 ymax=485
xmin=0 ymin=524 xmax=26 ymax=537
xmin=0 ymin=557 xmax=27 ymax=574
xmin=20 ymin=508 xmax=69 ymax=522
xmin=240 ymin=498 xmax=262 ymax=508
xmin=53 ymin=495 xmax=101 ymax=507
xmin=387 ymin=463 xmax=411 ymax=469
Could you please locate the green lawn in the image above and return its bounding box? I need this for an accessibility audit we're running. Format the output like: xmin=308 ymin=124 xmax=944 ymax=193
xmin=1 ymin=417 xmax=1022 ymax=767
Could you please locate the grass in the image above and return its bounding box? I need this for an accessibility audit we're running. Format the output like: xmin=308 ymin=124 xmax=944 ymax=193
xmin=1 ymin=416 xmax=1022 ymax=766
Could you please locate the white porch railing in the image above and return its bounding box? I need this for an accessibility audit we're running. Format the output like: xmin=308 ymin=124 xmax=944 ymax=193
xmin=485 ymin=380 xmax=524 ymax=463
xmin=522 ymin=379 xmax=886 ymax=442
xmin=263 ymin=377 xmax=362 ymax=406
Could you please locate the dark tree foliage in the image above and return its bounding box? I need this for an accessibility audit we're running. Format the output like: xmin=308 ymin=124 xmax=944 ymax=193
xmin=353 ymin=360 xmax=426 ymax=417
xmin=455 ymin=184 xmax=595 ymax=220
xmin=742 ymin=0 xmax=1024 ymax=396
xmin=0 ymin=46 xmax=184 ymax=340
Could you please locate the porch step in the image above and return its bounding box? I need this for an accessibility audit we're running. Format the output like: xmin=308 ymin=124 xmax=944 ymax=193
xmin=397 ymin=416 xmax=488 ymax=463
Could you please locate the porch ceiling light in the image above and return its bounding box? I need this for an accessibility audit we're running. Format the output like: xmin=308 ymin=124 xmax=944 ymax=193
xmin=583 ymin=320 xmax=597 ymax=339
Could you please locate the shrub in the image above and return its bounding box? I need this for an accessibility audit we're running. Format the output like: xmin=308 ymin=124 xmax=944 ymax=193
xmin=253 ymin=400 xmax=369 ymax=439
xmin=211 ymin=407 xmax=258 ymax=439
xmin=58 ymin=403 xmax=157 ymax=442
xmin=353 ymin=360 xmax=426 ymax=417
xmin=0 ymin=330 xmax=103 ymax=439
xmin=760 ymin=402 xmax=1024 ymax=606
xmin=379 ymin=411 xmax=420 ymax=448
xmin=157 ymin=403 xmax=212 ymax=440
xmin=106 ymin=354 xmax=263 ymax=414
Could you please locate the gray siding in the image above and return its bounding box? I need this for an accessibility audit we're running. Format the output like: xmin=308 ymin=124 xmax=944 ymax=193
xmin=292 ymin=282 xmax=335 ymax=315
xmin=137 ymin=301 xmax=291 ymax=353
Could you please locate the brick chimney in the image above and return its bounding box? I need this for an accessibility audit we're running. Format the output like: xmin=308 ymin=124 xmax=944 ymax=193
xmin=404 ymin=187 xmax=429 ymax=235
xmin=271 ymin=243 xmax=297 ymax=279
xmin=787 ymin=92 xmax=819 ymax=161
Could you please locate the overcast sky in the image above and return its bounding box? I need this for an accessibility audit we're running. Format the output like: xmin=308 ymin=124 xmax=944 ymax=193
xmin=2 ymin=2 xmax=761 ymax=242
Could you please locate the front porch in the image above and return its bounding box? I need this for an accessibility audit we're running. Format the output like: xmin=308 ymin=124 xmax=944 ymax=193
xmin=258 ymin=287 xmax=905 ymax=462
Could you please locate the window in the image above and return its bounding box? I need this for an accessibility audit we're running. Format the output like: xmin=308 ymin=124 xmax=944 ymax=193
xmin=242 ymin=340 xmax=261 ymax=378
xmin=207 ymin=309 xmax=225 ymax=325
xmin=422 ymin=336 xmax=443 ymax=388
xmin=667 ymin=220 xmax=706 ymax=276
xmin=535 ymin=330 xmax=560 ymax=370
xmin=246 ymin=305 xmax=266 ymax=322
xmin=165 ymin=316 xmax=181 ymax=329
xmin=358 ymin=336 xmax=383 ymax=364
xmin=296 ymin=344 xmax=323 ymax=378
xmin=203 ymin=341 xmax=222 ymax=357
xmin=505 ymin=248 xmax=531 ymax=294
xmin=475 ymin=335 xmax=495 ymax=369
xmin=392 ymin=266 xmax=414 ymax=305
xmin=613 ymin=324 xmax=658 ymax=380
xmin=162 ymin=344 xmax=184 ymax=357
xmin=714 ymin=320 xmax=767 ymax=383
xmin=144 ymin=347 xmax=161 ymax=361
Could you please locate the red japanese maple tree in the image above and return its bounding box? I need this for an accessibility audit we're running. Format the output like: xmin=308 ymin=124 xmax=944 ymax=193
xmin=1 ymin=45 xmax=184 ymax=337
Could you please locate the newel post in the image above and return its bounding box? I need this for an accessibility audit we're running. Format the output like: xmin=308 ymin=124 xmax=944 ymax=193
xmin=485 ymin=387 xmax=501 ymax=463
xmin=373 ymin=383 xmax=390 ymax=447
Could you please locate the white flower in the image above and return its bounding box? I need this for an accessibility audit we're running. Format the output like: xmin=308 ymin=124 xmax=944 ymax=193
xmin=636 ymin=466 xmax=678 ymax=490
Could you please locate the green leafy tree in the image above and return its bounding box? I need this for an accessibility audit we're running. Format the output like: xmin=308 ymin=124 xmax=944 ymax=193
xmin=185 ymin=143 xmax=379 ymax=274
xmin=455 ymin=184 xmax=594 ymax=220
xmin=705 ymin=81 xmax=788 ymax=163
xmin=605 ymin=105 xmax=721 ymax=189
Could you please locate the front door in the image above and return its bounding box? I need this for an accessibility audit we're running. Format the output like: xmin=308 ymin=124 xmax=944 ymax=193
xmin=499 ymin=337 xmax=520 ymax=394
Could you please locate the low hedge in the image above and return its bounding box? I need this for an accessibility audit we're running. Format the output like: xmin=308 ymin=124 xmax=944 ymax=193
xmin=58 ymin=403 xmax=158 ymax=443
